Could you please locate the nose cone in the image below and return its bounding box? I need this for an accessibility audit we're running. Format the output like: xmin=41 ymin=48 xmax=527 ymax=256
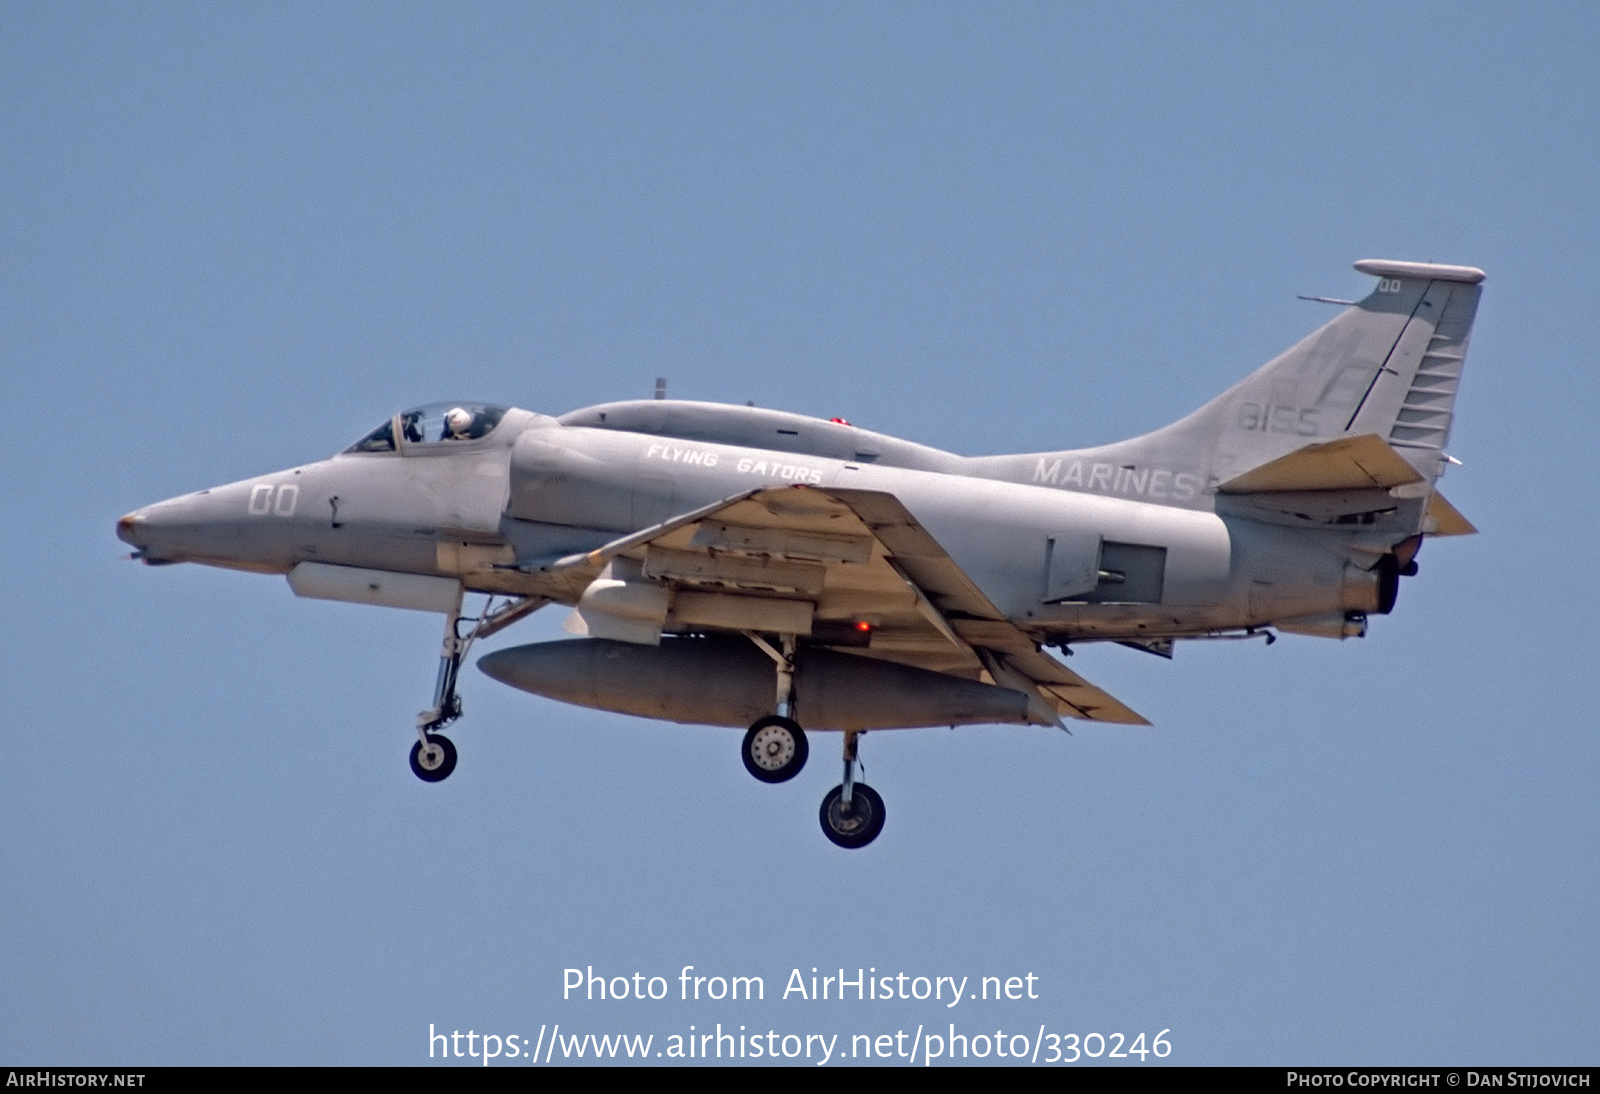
xmin=117 ymin=476 xmax=308 ymax=572
xmin=113 ymin=489 xmax=244 ymax=565
xmin=116 ymin=499 xmax=190 ymax=560
xmin=116 ymin=510 xmax=147 ymax=549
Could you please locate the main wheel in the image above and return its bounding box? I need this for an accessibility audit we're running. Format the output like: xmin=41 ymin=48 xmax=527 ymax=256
xmin=410 ymin=733 xmax=458 ymax=782
xmin=819 ymin=783 xmax=886 ymax=848
xmin=742 ymin=716 xmax=808 ymax=783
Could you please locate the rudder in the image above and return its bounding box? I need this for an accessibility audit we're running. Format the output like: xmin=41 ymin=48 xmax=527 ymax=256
xmin=1343 ymin=259 xmax=1483 ymax=472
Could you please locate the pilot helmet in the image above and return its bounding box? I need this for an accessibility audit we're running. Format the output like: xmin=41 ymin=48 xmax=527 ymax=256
xmin=445 ymin=407 xmax=474 ymax=437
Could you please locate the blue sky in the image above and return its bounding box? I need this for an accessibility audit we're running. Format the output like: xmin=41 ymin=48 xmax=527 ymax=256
xmin=3 ymin=2 xmax=1596 ymax=1065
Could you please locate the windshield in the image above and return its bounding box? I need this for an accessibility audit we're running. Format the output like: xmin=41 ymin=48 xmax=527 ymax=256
xmin=344 ymin=403 xmax=509 ymax=454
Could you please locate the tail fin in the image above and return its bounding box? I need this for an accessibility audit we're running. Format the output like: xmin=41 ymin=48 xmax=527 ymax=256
xmin=984 ymin=260 xmax=1484 ymax=502
xmin=1342 ymin=260 xmax=1482 ymax=467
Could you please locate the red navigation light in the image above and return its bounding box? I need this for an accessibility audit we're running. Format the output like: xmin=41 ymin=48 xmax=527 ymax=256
xmin=854 ymin=620 xmax=873 ymax=633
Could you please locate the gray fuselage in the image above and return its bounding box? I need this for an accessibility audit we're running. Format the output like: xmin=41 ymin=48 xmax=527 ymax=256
xmin=117 ymin=400 xmax=1398 ymax=642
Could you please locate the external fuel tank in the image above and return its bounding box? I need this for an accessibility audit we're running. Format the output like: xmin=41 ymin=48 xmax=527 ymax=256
xmin=477 ymin=636 xmax=1032 ymax=731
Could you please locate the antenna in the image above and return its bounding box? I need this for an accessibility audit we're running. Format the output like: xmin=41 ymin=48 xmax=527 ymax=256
xmin=654 ymin=377 xmax=667 ymax=400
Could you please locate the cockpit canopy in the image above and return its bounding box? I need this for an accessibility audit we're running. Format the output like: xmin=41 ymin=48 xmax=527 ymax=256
xmin=345 ymin=402 xmax=509 ymax=454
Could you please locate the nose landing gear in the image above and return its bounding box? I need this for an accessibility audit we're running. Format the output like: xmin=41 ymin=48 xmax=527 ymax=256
xmin=408 ymin=590 xmax=545 ymax=783
xmin=410 ymin=733 xmax=458 ymax=782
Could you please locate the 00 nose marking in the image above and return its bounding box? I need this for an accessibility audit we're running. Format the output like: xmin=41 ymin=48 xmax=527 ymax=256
xmin=248 ymin=483 xmax=299 ymax=517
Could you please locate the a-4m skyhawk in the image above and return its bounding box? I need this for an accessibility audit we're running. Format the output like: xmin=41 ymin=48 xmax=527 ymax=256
xmin=118 ymin=259 xmax=1483 ymax=848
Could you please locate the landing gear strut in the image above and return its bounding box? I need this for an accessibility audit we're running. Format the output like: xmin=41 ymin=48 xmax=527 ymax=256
xmin=820 ymin=729 xmax=884 ymax=848
xmin=743 ymin=632 xmax=886 ymax=846
xmin=408 ymin=589 xmax=545 ymax=783
xmin=742 ymin=633 xmax=809 ymax=782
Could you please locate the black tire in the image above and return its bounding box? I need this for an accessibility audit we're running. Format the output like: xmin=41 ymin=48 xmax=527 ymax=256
xmin=410 ymin=733 xmax=458 ymax=783
xmin=819 ymin=783 xmax=886 ymax=849
xmin=742 ymin=715 xmax=809 ymax=783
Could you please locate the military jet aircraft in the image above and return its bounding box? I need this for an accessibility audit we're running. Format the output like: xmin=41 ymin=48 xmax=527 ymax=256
xmin=118 ymin=259 xmax=1482 ymax=848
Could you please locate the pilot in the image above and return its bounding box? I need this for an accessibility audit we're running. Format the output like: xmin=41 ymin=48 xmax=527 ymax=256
xmin=444 ymin=406 xmax=475 ymax=440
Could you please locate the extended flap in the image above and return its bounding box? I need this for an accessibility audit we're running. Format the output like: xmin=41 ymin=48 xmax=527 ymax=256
xmin=998 ymin=647 xmax=1151 ymax=726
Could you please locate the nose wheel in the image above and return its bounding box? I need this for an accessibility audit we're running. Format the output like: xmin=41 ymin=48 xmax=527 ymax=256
xmin=409 ymin=733 xmax=458 ymax=782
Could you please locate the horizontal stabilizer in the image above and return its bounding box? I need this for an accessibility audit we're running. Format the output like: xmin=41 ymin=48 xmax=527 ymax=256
xmin=1425 ymin=491 xmax=1477 ymax=536
xmin=1218 ymin=434 xmax=1424 ymax=494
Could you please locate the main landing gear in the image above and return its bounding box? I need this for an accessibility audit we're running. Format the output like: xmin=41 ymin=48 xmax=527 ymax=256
xmin=743 ymin=715 xmax=808 ymax=783
xmin=743 ymin=633 xmax=885 ymax=848
xmin=409 ymin=589 xmax=544 ymax=783
xmin=743 ymin=633 xmax=810 ymax=783
xmin=819 ymin=730 xmax=885 ymax=849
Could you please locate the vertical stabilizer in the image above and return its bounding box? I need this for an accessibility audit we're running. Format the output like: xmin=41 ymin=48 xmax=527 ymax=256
xmin=974 ymin=260 xmax=1484 ymax=505
xmin=1343 ymin=260 xmax=1483 ymax=472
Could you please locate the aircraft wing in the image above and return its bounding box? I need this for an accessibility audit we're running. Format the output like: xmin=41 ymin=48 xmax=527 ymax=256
xmin=533 ymin=485 xmax=1149 ymax=726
